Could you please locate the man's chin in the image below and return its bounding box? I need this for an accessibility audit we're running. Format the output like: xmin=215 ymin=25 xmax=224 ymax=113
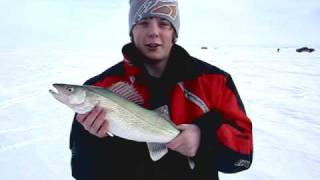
xmin=143 ymin=53 xmax=164 ymax=62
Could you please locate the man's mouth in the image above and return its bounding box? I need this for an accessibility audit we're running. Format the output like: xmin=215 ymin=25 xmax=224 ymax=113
xmin=145 ymin=43 xmax=161 ymax=49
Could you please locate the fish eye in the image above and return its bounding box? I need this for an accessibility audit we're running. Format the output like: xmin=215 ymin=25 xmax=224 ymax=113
xmin=67 ymin=87 xmax=74 ymax=92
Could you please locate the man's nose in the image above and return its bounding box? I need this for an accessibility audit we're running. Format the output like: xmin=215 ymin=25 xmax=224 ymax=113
xmin=147 ymin=21 xmax=160 ymax=38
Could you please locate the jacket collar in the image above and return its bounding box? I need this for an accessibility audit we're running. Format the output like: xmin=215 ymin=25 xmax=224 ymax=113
xmin=122 ymin=43 xmax=200 ymax=82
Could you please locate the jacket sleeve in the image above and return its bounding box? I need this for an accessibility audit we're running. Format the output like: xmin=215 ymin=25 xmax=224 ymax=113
xmin=69 ymin=78 xmax=117 ymax=179
xmin=69 ymin=112 xmax=146 ymax=180
xmin=69 ymin=75 xmax=148 ymax=180
xmin=193 ymin=75 xmax=253 ymax=173
xmin=69 ymin=117 xmax=108 ymax=179
xmin=69 ymin=78 xmax=115 ymax=179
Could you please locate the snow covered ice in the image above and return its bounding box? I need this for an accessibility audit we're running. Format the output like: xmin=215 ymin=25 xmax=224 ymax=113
xmin=0 ymin=47 xmax=319 ymax=180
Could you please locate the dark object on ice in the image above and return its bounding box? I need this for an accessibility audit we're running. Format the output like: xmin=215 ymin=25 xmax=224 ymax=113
xmin=296 ymin=47 xmax=315 ymax=53
xmin=201 ymin=46 xmax=208 ymax=50
xmin=277 ymin=48 xmax=280 ymax=52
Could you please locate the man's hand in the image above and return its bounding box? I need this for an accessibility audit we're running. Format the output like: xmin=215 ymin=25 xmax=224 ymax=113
xmin=76 ymin=106 xmax=109 ymax=138
xmin=167 ymin=124 xmax=201 ymax=157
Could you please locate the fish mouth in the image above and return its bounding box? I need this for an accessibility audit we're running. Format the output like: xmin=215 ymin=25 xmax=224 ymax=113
xmin=49 ymin=85 xmax=57 ymax=95
xmin=49 ymin=84 xmax=65 ymax=102
xmin=49 ymin=84 xmax=60 ymax=96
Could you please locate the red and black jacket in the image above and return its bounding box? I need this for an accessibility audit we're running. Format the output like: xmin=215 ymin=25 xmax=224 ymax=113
xmin=70 ymin=43 xmax=253 ymax=180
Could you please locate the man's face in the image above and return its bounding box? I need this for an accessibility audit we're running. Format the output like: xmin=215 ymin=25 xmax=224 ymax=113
xmin=132 ymin=17 xmax=175 ymax=64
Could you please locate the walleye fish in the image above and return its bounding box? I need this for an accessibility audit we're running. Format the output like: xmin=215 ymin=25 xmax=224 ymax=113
xmin=49 ymin=82 xmax=182 ymax=163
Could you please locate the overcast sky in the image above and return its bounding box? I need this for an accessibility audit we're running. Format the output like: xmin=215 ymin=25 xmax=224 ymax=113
xmin=1 ymin=0 xmax=319 ymax=49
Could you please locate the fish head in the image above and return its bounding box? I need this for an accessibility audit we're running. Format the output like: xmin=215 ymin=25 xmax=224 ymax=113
xmin=49 ymin=83 xmax=87 ymax=106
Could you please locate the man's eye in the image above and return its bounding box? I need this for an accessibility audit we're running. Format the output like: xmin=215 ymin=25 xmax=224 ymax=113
xmin=159 ymin=21 xmax=171 ymax=27
xmin=138 ymin=21 xmax=149 ymax=26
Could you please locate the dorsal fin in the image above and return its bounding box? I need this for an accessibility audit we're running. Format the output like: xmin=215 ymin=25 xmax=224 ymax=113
xmin=108 ymin=82 xmax=144 ymax=105
xmin=154 ymin=105 xmax=170 ymax=121
xmin=154 ymin=105 xmax=178 ymax=128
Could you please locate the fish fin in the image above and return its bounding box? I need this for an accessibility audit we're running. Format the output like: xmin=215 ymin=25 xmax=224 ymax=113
xmin=106 ymin=131 xmax=114 ymax=137
xmin=108 ymin=82 xmax=144 ymax=105
xmin=154 ymin=105 xmax=171 ymax=121
xmin=146 ymin=142 xmax=168 ymax=161
xmin=154 ymin=105 xmax=178 ymax=128
xmin=188 ymin=158 xmax=195 ymax=170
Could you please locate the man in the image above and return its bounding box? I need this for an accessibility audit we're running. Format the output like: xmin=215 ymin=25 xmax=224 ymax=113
xmin=70 ymin=0 xmax=253 ymax=180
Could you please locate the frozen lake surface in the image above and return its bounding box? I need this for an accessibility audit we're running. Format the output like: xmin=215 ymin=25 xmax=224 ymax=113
xmin=0 ymin=46 xmax=319 ymax=180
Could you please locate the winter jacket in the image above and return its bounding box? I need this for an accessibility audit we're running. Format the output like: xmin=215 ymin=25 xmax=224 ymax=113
xmin=69 ymin=43 xmax=253 ymax=180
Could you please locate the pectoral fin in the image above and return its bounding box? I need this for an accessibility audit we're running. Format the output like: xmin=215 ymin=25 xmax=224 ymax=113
xmin=146 ymin=142 xmax=168 ymax=161
xmin=106 ymin=131 xmax=114 ymax=137
xmin=147 ymin=143 xmax=196 ymax=170
xmin=188 ymin=158 xmax=195 ymax=169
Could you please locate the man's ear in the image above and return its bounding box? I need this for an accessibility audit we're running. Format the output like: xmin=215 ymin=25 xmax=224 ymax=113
xmin=173 ymin=37 xmax=177 ymax=43
xmin=130 ymin=32 xmax=134 ymax=43
xmin=172 ymin=33 xmax=177 ymax=44
xmin=129 ymin=32 xmax=133 ymax=42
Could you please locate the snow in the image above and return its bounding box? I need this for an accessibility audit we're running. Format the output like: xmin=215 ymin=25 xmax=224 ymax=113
xmin=0 ymin=46 xmax=319 ymax=179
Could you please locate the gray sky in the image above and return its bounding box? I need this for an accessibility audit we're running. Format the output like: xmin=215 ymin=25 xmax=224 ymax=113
xmin=1 ymin=0 xmax=319 ymax=49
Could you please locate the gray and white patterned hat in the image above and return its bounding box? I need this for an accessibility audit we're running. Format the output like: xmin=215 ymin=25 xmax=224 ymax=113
xmin=129 ymin=0 xmax=180 ymax=36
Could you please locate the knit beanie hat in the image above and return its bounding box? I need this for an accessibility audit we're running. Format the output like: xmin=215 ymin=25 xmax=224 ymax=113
xmin=129 ymin=0 xmax=180 ymax=37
